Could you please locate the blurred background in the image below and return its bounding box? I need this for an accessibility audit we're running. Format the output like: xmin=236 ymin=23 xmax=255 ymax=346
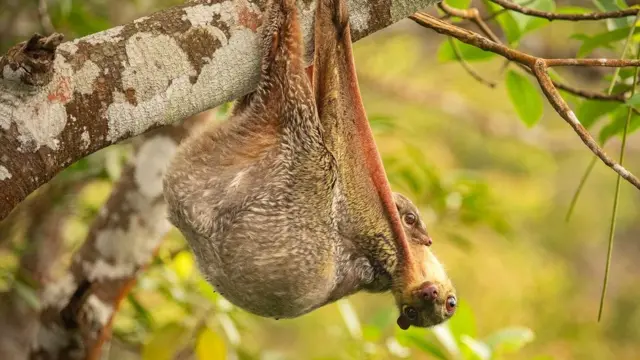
xmin=1 ymin=0 xmax=640 ymax=359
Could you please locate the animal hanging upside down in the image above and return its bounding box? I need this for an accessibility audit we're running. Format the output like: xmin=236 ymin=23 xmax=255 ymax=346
xmin=163 ymin=0 xmax=456 ymax=329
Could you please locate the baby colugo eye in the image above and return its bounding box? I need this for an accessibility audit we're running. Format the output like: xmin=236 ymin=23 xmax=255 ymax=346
xmin=404 ymin=306 xmax=418 ymax=320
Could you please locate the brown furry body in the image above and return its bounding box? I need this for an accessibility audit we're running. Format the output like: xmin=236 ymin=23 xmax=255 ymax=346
xmin=163 ymin=0 xmax=455 ymax=328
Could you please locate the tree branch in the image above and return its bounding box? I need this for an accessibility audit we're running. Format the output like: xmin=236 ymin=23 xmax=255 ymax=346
xmin=30 ymin=112 xmax=209 ymax=360
xmin=0 ymin=0 xmax=441 ymax=222
xmin=438 ymin=1 xmax=629 ymax=103
xmin=410 ymin=12 xmax=640 ymax=191
xmin=489 ymin=0 xmax=639 ymax=21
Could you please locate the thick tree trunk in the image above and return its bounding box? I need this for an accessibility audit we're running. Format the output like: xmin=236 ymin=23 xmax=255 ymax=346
xmin=30 ymin=112 xmax=210 ymax=360
xmin=0 ymin=0 xmax=439 ymax=222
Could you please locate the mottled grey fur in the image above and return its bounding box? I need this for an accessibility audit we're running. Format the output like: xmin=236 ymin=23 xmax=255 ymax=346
xmin=163 ymin=0 xmax=455 ymax=327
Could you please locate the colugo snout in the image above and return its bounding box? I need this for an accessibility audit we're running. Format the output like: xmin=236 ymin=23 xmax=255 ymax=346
xmin=162 ymin=0 xmax=456 ymax=329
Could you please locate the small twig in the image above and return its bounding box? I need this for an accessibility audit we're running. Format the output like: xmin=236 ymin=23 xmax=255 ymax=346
xmin=554 ymin=82 xmax=625 ymax=102
xmin=410 ymin=12 xmax=640 ymax=191
xmin=37 ymin=0 xmax=55 ymax=35
xmin=447 ymin=37 xmax=497 ymax=87
xmin=489 ymin=0 xmax=639 ymax=21
xmin=598 ymin=44 xmax=640 ymax=322
xmin=438 ymin=1 xmax=627 ymax=103
xmin=565 ymin=14 xmax=640 ymax=222
xmin=565 ymin=157 xmax=598 ymax=222
xmin=440 ymin=2 xmax=501 ymax=42
xmin=482 ymin=0 xmax=537 ymax=22
xmin=545 ymin=58 xmax=640 ymax=67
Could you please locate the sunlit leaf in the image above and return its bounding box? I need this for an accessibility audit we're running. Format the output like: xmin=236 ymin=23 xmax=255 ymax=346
xmin=171 ymin=251 xmax=194 ymax=280
xmin=517 ymin=0 xmax=556 ymax=33
xmin=576 ymin=100 xmax=622 ymax=129
xmin=362 ymin=325 xmax=382 ymax=342
xmin=447 ymin=0 xmax=471 ymax=9
xmin=13 ymin=280 xmax=40 ymax=310
xmin=195 ymin=278 xmax=219 ymax=303
xmin=437 ymin=39 xmax=496 ymax=62
xmin=196 ymin=327 xmax=227 ymax=360
xmin=556 ymin=6 xmax=593 ymax=14
xmin=577 ymin=26 xmax=639 ymax=58
xmin=626 ymin=93 xmax=640 ymax=108
xmin=484 ymin=326 xmax=535 ymax=354
xmin=461 ymin=335 xmax=492 ymax=360
xmin=337 ymin=299 xmax=362 ymax=340
xmin=446 ymin=300 xmax=476 ymax=340
xmin=369 ymin=114 xmax=397 ymax=133
xmin=127 ymin=294 xmax=155 ymax=328
xmin=431 ymin=324 xmax=461 ymax=358
xmin=599 ymin=107 xmax=640 ymax=143
xmin=400 ymin=330 xmax=448 ymax=360
xmin=368 ymin=307 xmax=396 ymax=331
xmin=593 ymin=0 xmax=634 ymax=31
xmin=483 ymin=0 xmax=522 ymax=43
xmin=217 ymin=313 xmax=241 ymax=346
xmin=505 ymin=70 xmax=544 ymax=127
xmin=142 ymin=323 xmax=190 ymax=360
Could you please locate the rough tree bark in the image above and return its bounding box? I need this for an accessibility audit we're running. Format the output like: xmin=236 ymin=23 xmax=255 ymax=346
xmin=0 ymin=0 xmax=440 ymax=222
xmin=29 ymin=112 xmax=210 ymax=360
xmin=0 ymin=179 xmax=85 ymax=360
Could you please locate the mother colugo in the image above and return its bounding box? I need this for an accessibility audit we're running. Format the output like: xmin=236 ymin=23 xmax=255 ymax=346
xmin=163 ymin=0 xmax=456 ymax=329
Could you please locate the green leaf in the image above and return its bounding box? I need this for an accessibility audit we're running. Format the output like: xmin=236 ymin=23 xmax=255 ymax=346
xmin=556 ymin=6 xmax=593 ymax=14
xmin=369 ymin=114 xmax=397 ymax=133
xmin=576 ymin=100 xmax=622 ymax=129
xmin=460 ymin=335 xmax=492 ymax=360
xmin=127 ymin=294 xmax=155 ymax=328
xmin=447 ymin=0 xmax=471 ymax=9
xmin=142 ymin=323 xmax=190 ymax=360
xmin=431 ymin=324 xmax=461 ymax=357
xmin=437 ymin=39 xmax=496 ymax=62
xmin=484 ymin=327 xmax=535 ymax=355
xmin=402 ymin=331 xmax=448 ymax=360
xmin=505 ymin=70 xmax=544 ymax=127
xmin=13 ymin=280 xmax=40 ymax=310
xmin=483 ymin=1 xmax=522 ymax=43
xmin=519 ymin=0 xmax=556 ymax=33
xmin=446 ymin=300 xmax=476 ymax=339
xmin=577 ymin=27 xmax=639 ymax=58
xmin=599 ymin=107 xmax=640 ymax=143
xmin=171 ymin=251 xmax=195 ymax=280
xmin=593 ymin=0 xmax=633 ymax=31
xmin=626 ymin=93 xmax=640 ymax=107
xmin=196 ymin=327 xmax=227 ymax=360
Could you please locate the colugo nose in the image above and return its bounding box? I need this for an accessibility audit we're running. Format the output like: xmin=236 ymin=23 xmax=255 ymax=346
xmin=419 ymin=281 xmax=438 ymax=301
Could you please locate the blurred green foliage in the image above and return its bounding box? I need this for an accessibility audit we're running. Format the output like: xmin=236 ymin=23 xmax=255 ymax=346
xmin=2 ymin=0 xmax=640 ymax=359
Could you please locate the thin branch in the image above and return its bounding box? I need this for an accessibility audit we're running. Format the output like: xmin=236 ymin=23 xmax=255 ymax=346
xmin=565 ymin=157 xmax=598 ymax=222
xmin=482 ymin=0 xmax=537 ymax=22
xmin=438 ymin=1 xmax=629 ymax=103
xmin=447 ymin=37 xmax=497 ymax=87
xmin=489 ymin=0 xmax=639 ymax=21
xmin=439 ymin=2 xmax=501 ymax=43
xmin=599 ymin=44 xmax=640 ymax=322
xmin=545 ymin=58 xmax=640 ymax=67
xmin=554 ymin=81 xmax=625 ymax=101
xmin=409 ymin=12 xmax=640 ymax=191
xmin=565 ymin=14 xmax=640 ymax=222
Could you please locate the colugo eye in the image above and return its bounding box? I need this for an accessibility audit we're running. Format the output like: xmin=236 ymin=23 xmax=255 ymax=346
xmin=404 ymin=213 xmax=416 ymax=225
xmin=446 ymin=296 xmax=457 ymax=314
